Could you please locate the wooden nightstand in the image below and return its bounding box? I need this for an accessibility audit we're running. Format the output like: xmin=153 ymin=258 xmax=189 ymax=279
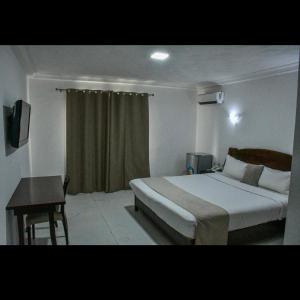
xmin=199 ymin=167 xmax=223 ymax=174
xmin=198 ymin=169 xmax=215 ymax=174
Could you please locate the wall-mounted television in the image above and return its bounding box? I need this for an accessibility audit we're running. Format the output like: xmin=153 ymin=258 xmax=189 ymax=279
xmin=10 ymin=100 xmax=31 ymax=148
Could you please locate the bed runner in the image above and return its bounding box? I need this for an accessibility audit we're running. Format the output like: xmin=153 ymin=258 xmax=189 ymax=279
xmin=142 ymin=177 xmax=229 ymax=245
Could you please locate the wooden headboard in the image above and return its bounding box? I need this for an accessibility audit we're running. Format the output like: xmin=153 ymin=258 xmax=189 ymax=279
xmin=228 ymin=147 xmax=292 ymax=171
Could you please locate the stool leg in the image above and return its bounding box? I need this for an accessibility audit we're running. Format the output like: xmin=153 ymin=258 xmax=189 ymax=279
xmin=62 ymin=213 xmax=69 ymax=245
xmin=27 ymin=227 xmax=31 ymax=245
xmin=32 ymin=224 xmax=35 ymax=240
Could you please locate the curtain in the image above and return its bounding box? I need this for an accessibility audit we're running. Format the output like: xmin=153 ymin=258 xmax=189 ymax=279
xmin=66 ymin=89 xmax=150 ymax=194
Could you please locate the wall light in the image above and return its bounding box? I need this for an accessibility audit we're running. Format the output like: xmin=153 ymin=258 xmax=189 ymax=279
xmin=150 ymin=52 xmax=170 ymax=61
xmin=229 ymin=112 xmax=241 ymax=125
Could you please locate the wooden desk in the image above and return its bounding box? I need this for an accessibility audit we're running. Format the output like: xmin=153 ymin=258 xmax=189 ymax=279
xmin=6 ymin=176 xmax=65 ymax=245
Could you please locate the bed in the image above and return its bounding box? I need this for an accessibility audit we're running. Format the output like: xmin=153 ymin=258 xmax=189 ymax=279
xmin=129 ymin=148 xmax=292 ymax=245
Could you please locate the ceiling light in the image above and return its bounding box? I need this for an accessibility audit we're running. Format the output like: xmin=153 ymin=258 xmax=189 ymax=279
xmin=150 ymin=52 xmax=169 ymax=61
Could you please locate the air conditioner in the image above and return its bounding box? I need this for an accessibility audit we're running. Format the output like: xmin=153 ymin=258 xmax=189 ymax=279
xmin=197 ymin=91 xmax=225 ymax=105
xmin=197 ymin=85 xmax=224 ymax=105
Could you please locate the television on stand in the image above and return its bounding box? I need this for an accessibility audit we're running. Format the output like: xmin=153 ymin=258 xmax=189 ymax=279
xmin=10 ymin=100 xmax=31 ymax=148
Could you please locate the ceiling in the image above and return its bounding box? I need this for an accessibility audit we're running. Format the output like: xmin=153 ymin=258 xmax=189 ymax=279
xmin=12 ymin=45 xmax=300 ymax=89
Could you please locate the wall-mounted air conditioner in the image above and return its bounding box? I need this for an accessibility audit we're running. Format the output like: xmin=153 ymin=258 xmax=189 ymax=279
xmin=196 ymin=84 xmax=224 ymax=105
xmin=198 ymin=91 xmax=225 ymax=105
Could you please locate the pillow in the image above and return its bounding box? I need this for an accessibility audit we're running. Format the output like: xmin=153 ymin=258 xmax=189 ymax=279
xmin=222 ymin=155 xmax=247 ymax=180
xmin=241 ymin=164 xmax=264 ymax=186
xmin=258 ymin=166 xmax=291 ymax=194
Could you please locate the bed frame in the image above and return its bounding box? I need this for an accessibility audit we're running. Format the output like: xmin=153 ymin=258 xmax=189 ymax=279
xmin=228 ymin=147 xmax=292 ymax=171
xmin=134 ymin=147 xmax=292 ymax=245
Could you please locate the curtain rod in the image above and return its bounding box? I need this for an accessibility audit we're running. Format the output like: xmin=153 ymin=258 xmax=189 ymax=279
xmin=55 ymin=88 xmax=154 ymax=96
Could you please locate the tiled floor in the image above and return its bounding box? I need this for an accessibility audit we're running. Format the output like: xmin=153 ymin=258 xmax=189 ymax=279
xmin=31 ymin=190 xmax=284 ymax=245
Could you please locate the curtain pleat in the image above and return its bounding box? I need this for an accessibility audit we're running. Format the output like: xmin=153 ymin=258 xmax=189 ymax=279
xmin=124 ymin=94 xmax=150 ymax=187
xmin=66 ymin=90 xmax=150 ymax=194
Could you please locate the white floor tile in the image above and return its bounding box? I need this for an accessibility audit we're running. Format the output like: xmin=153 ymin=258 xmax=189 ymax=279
xmin=28 ymin=190 xmax=284 ymax=245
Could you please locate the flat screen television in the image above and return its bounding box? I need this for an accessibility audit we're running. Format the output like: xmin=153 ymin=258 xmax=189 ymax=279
xmin=10 ymin=100 xmax=31 ymax=148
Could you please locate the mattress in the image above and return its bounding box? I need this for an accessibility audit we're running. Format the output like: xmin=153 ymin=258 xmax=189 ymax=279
xmin=129 ymin=173 xmax=288 ymax=239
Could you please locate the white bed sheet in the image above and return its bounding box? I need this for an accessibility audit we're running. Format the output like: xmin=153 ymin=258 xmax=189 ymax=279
xmin=129 ymin=173 xmax=288 ymax=239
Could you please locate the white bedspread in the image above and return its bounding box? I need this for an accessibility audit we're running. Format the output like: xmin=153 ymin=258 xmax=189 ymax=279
xmin=129 ymin=173 xmax=288 ymax=239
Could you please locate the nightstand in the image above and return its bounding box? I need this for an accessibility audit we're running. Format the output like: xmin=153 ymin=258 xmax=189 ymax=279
xmin=198 ymin=169 xmax=215 ymax=174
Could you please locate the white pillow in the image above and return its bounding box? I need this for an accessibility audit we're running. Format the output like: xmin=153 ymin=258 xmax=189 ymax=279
xmin=258 ymin=166 xmax=291 ymax=194
xmin=222 ymin=155 xmax=247 ymax=180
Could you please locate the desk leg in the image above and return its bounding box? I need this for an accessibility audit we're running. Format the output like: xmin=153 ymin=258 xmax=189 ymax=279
xmin=48 ymin=211 xmax=57 ymax=245
xmin=17 ymin=214 xmax=25 ymax=245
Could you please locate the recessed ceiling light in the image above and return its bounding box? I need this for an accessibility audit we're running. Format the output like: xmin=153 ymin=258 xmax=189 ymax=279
xmin=150 ymin=51 xmax=169 ymax=61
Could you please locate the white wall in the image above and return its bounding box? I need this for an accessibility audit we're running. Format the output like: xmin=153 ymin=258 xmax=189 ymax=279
xmin=284 ymin=67 xmax=300 ymax=244
xmin=28 ymin=78 xmax=197 ymax=179
xmin=196 ymin=72 xmax=298 ymax=164
xmin=0 ymin=46 xmax=30 ymax=244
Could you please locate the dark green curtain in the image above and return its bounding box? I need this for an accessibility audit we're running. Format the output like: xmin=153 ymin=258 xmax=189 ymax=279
xmin=66 ymin=89 xmax=150 ymax=194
